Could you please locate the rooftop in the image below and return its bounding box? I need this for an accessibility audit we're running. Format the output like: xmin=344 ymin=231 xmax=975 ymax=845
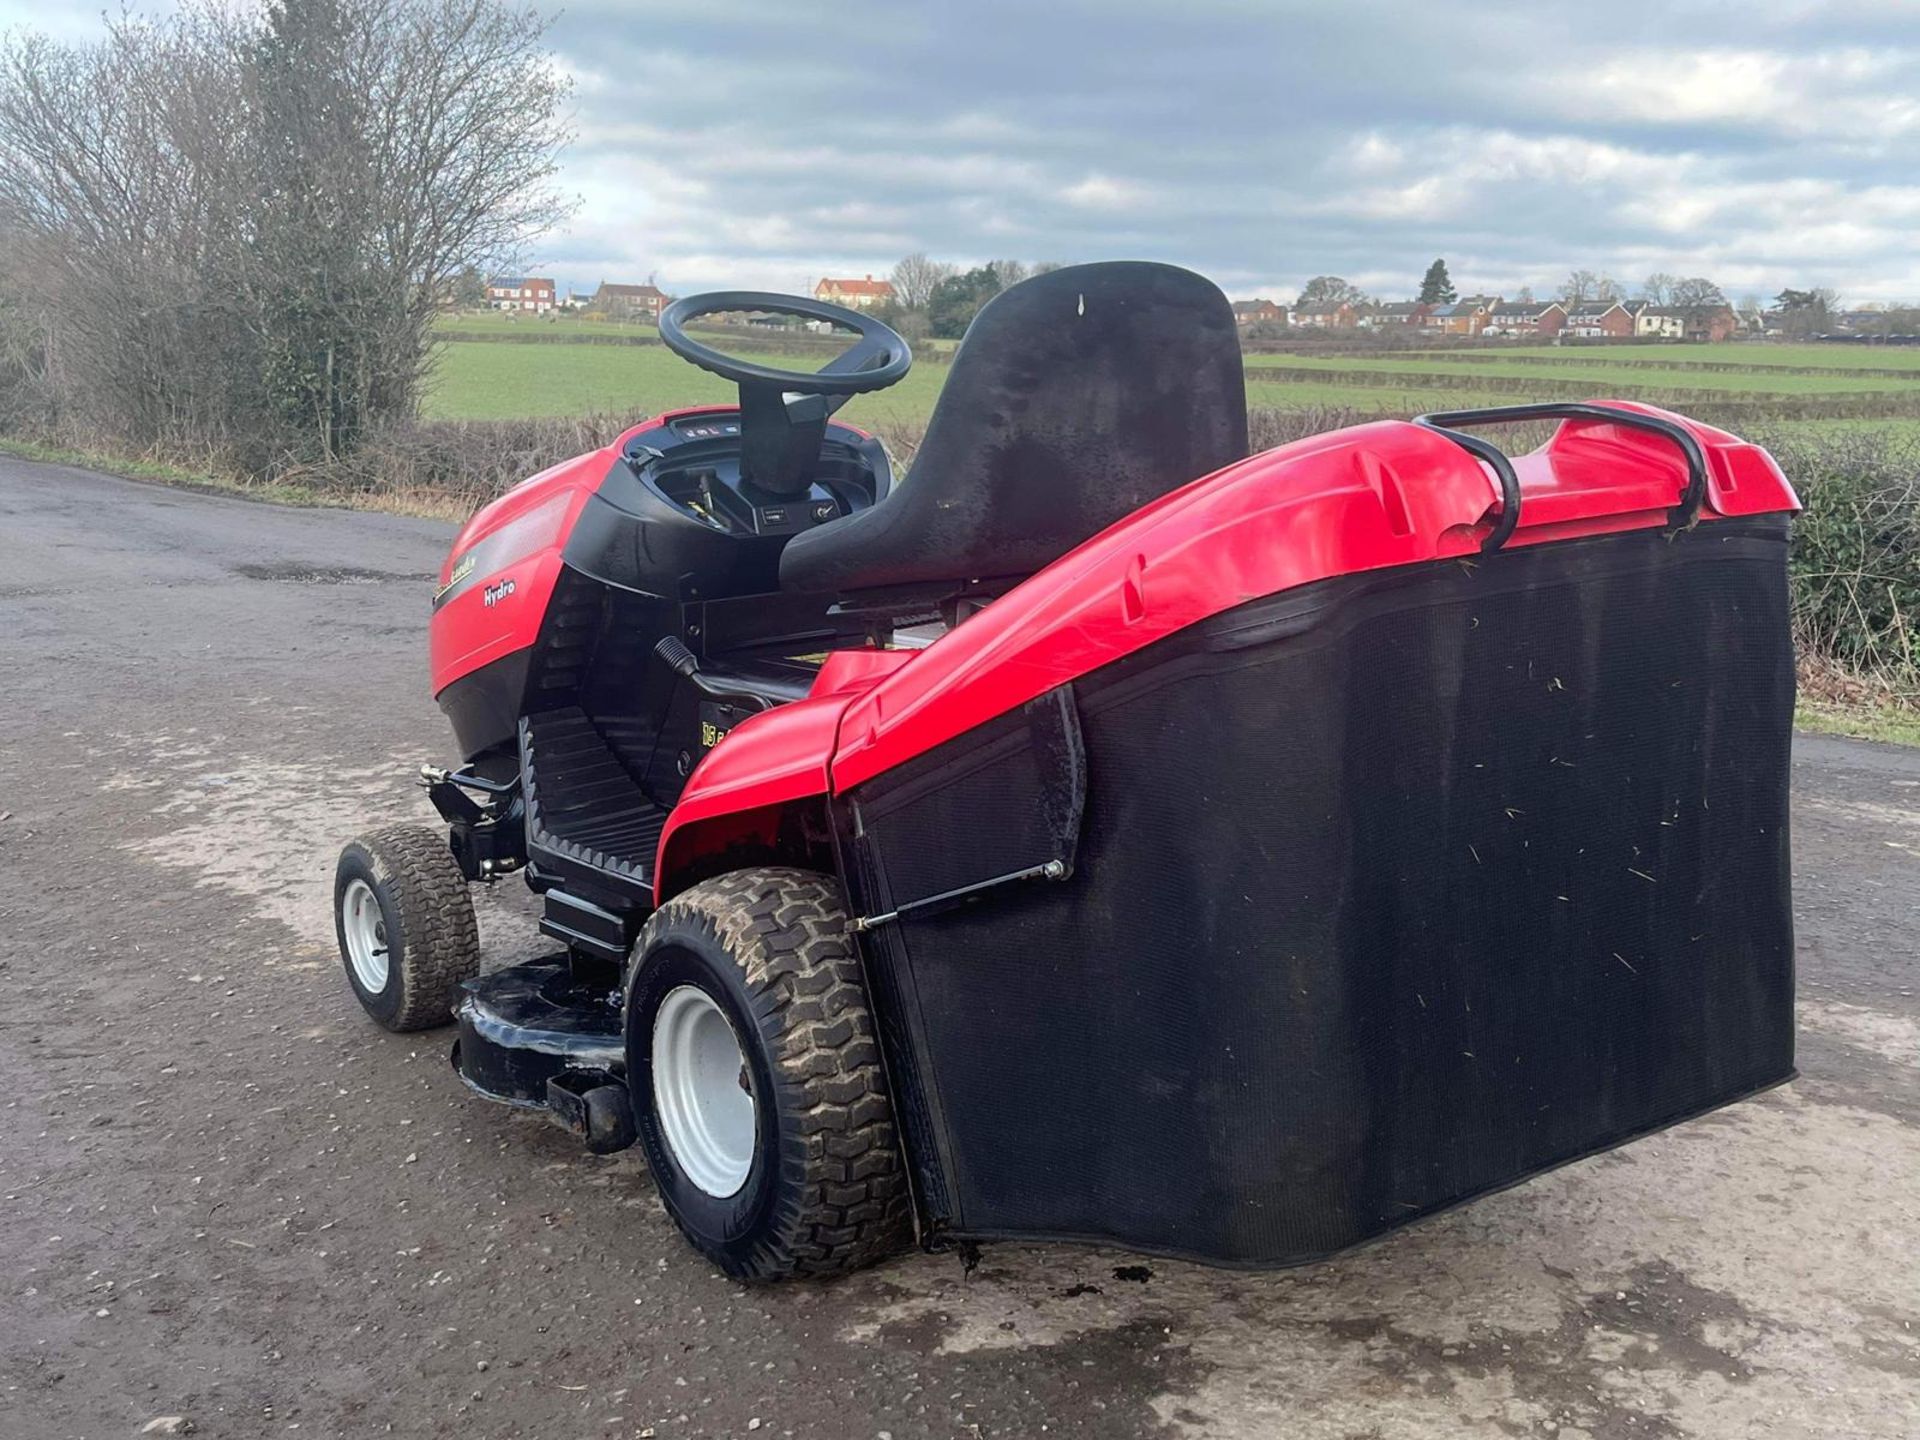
xmin=817 ymin=275 xmax=895 ymax=297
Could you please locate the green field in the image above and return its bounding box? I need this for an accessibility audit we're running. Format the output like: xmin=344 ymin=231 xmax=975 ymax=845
xmin=433 ymin=308 xmax=964 ymax=351
xmin=423 ymin=330 xmax=1920 ymax=439
xmin=437 ymin=309 xmax=666 ymax=339
xmin=424 ymin=340 xmax=1545 ymax=426
xmin=424 ymin=340 xmax=955 ymax=429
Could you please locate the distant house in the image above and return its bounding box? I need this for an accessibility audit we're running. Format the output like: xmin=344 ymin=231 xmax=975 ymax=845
xmin=1633 ymin=305 xmax=1686 ymax=340
xmin=1231 ymin=299 xmax=1287 ymax=327
xmin=814 ymin=275 xmax=896 ymax=310
xmin=487 ymin=277 xmax=556 ymax=314
xmin=1564 ymin=301 xmax=1634 ymax=339
xmin=1291 ymin=301 xmax=1358 ymax=329
xmin=1426 ymin=296 xmax=1500 ymax=336
xmin=1361 ymin=301 xmax=1432 ymax=329
xmin=1484 ymin=301 xmax=1565 ymax=338
xmin=1631 ymin=304 xmax=1733 ymax=342
xmin=1685 ymin=305 xmax=1738 ymax=343
xmin=594 ymin=282 xmax=669 ymax=322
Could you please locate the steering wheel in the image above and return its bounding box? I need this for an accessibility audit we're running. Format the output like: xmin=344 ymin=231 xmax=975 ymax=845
xmin=658 ymin=291 xmax=912 ymax=396
xmin=656 ymin=291 xmax=911 ymax=497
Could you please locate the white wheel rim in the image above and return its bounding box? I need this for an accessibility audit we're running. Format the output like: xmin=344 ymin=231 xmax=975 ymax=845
xmin=341 ymin=878 xmax=390 ymax=993
xmin=651 ymin=985 xmax=756 ymax=1198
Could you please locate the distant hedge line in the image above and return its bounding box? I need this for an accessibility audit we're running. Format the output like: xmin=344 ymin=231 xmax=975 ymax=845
xmin=29 ymin=402 xmax=1920 ymax=707
xmin=1248 ymin=365 xmax=1920 ymax=419
xmin=1408 ymin=352 xmax=1920 ymax=381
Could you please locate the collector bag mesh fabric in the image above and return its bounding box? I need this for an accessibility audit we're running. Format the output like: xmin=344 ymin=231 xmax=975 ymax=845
xmin=849 ymin=519 xmax=1796 ymax=1265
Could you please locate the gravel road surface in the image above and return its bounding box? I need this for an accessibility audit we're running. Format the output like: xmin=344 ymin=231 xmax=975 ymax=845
xmin=2 ymin=457 xmax=1916 ymax=1439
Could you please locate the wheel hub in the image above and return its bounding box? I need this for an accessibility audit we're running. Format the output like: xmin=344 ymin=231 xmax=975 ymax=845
xmin=651 ymin=985 xmax=756 ymax=1198
xmin=341 ymin=877 xmax=389 ymax=992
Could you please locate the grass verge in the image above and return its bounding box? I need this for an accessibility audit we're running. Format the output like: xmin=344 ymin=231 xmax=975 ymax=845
xmin=0 ymin=436 xmax=470 ymax=521
xmin=1795 ymin=699 xmax=1920 ymax=747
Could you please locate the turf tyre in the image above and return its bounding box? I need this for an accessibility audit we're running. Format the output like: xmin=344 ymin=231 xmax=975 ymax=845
xmin=628 ymin=867 xmax=911 ymax=1280
xmin=334 ymin=825 xmax=479 ymax=1032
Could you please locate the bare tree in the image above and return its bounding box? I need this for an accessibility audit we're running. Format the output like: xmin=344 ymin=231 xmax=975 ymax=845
xmin=1558 ymin=270 xmax=1622 ymax=308
xmin=1639 ymin=273 xmax=1679 ymax=305
xmin=990 ymin=259 xmax=1030 ymax=291
xmin=0 ymin=12 xmax=257 ymax=449
xmin=1668 ymin=276 xmax=1729 ymax=338
xmin=1296 ymin=275 xmax=1369 ymax=308
xmin=890 ymin=253 xmax=953 ymax=311
xmin=1884 ymin=303 xmax=1920 ymax=334
xmin=244 ymin=0 xmax=574 ymax=460
xmin=0 ymin=0 xmax=573 ymax=468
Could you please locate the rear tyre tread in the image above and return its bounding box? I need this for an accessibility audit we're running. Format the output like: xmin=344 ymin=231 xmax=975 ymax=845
xmin=336 ymin=824 xmax=479 ymax=1032
xmin=638 ymin=867 xmax=911 ymax=1279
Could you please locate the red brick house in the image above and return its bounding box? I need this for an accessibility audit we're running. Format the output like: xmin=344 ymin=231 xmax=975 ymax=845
xmin=1291 ymin=302 xmax=1358 ymax=329
xmin=1683 ymin=305 xmax=1738 ymax=343
xmin=486 ymin=277 xmax=556 ymax=314
xmin=813 ymin=275 xmax=896 ymax=310
xmin=594 ymin=282 xmax=669 ymax=321
xmin=1426 ymin=297 xmax=1500 ymax=336
xmin=1565 ymin=301 xmax=1634 ymax=338
xmin=1231 ymin=299 xmax=1286 ymax=327
xmin=1485 ymin=300 xmax=1566 ymax=338
xmin=1362 ymin=301 xmax=1432 ymax=329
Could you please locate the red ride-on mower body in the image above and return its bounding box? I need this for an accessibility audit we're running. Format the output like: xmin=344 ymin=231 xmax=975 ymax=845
xmin=336 ymin=263 xmax=1798 ymax=1280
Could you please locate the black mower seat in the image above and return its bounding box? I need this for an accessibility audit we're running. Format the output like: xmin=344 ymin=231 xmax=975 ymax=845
xmin=778 ymin=261 xmax=1248 ymax=597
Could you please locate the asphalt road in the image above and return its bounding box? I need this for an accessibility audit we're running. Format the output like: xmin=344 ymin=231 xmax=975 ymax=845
xmin=2 ymin=457 xmax=1917 ymax=1440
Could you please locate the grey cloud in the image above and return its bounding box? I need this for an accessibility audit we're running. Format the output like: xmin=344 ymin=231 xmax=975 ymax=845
xmin=536 ymin=0 xmax=1920 ymax=300
xmin=6 ymin=0 xmax=1915 ymax=300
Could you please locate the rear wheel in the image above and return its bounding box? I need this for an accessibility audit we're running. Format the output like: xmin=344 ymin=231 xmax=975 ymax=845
xmin=334 ymin=825 xmax=479 ymax=1031
xmin=628 ymin=868 xmax=911 ymax=1280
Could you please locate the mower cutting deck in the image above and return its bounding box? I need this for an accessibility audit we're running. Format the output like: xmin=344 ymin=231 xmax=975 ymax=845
xmin=334 ymin=262 xmax=1799 ymax=1281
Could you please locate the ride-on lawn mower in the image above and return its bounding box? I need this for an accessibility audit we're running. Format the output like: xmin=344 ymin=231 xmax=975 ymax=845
xmin=335 ymin=263 xmax=1798 ymax=1281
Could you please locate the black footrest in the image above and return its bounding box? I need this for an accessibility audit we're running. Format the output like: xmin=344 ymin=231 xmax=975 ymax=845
xmin=521 ymin=707 xmax=668 ymax=886
xmin=539 ymin=890 xmax=634 ymax=967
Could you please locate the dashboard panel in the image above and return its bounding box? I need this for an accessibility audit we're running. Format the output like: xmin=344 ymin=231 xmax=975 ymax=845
xmin=625 ymin=411 xmax=891 ymax=540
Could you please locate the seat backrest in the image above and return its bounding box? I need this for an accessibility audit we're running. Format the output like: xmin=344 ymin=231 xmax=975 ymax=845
xmin=778 ymin=261 xmax=1248 ymax=597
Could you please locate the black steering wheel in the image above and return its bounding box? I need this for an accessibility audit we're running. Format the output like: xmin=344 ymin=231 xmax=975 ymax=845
xmin=658 ymin=291 xmax=912 ymax=396
xmin=656 ymin=292 xmax=912 ymax=497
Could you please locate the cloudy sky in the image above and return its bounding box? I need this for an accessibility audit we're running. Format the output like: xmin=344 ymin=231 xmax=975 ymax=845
xmin=18 ymin=0 xmax=1920 ymax=304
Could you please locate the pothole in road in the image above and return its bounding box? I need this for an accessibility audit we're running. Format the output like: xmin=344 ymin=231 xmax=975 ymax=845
xmin=231 ymin=561 xmax=432 ymax=584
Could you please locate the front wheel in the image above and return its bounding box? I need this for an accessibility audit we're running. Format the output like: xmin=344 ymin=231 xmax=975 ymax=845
xmin=628 ymin=868 xmax=911 ymax=1280
xmin=334 ymin=825 xmax=479 ymax=1031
